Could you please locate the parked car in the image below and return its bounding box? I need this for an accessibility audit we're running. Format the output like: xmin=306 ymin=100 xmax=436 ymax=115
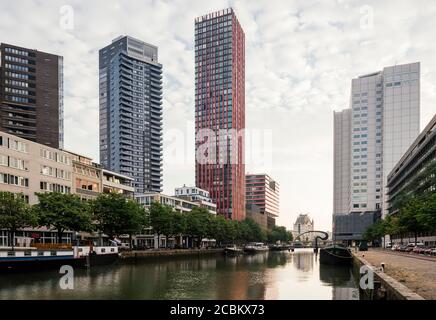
xmin=423 ymin=247 xmax=434 ymax=255
xmin=431 ymin=248 xmax=436 ymax=256
xmin=359 ymin=241 xmax=368 ymax=251
xmin=405 ymin=243 xmax=418 ymax=252
xmin=412 ymin=245 xmax=425 ymax=254
xmin=391 ymin=244 xmax=400 ymax=251
xmin=398 ymin=245 xmax=407 ymax=252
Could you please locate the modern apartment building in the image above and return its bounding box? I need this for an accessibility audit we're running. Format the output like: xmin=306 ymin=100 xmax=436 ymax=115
xmin=135 ymin=192 xmax=217 ymax=249
xmin=333 ymin=62 xmax=420 ymax=241
xmin=387 ymin=115 xmax=435 ymax=245
xmin=136 ymin=193 xmax=217 ymax=216
xmin=195 ymin=8 xmax=246 ymax=221
xmin=99 ymin=36 xmax=163 ymax=194
xmin=174 ymin=185 xmax=217 ymax=212
xmin=246 ymin=174 xmax=280 ymax=229
xmin=0 ymin=43 xmax=63 ymax=149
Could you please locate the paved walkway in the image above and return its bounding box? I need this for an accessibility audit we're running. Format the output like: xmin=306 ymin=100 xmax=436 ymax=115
xmin=355 ymin=249 xmax=436 ymax=300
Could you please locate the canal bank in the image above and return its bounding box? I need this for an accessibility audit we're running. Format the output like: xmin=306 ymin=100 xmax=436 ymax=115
xmin=352 ymin=251 xmax=425 ymax=300
xmin=120 ymin=248 xmax=225 ymax=260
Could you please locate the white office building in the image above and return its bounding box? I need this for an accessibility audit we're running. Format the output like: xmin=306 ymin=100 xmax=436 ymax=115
xmin=333 ymin=62 xmax=420 ymax=241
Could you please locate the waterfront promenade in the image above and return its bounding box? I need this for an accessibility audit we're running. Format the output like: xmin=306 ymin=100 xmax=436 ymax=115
xmin=355 ymin=249 xmax=436 ymax=300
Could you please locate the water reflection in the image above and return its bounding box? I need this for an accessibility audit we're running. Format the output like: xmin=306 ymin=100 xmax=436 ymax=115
xmin=319 ymin=264 xmax=359 ymax=300
xmin=293 ymin=249 xmax=314 ymax=272
xmin=0 ymin=249 xmax=359 ymax=300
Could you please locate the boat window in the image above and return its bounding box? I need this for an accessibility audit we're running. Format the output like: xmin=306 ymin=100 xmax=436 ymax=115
xmin=38 ymin=251 xmax=44 ymax=256
xmin=24 ymin=251 xmax=31 ymax=256
xmin=51 ymin=251 xmax=57 ymax=256
xmin=7 ymin=251 xmax=15 ymax=257
xmin=111 ymin=248 xmax=115 ymax=252
xmin=101 ymin=248 xmax=106 ymax=253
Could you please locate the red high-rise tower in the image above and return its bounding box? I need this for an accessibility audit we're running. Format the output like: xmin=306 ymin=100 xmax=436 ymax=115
xmin=195 ymin=8 xmax=246 ymax=221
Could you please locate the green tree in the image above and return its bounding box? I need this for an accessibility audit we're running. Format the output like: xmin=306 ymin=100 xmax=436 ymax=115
xmin=34 ymin=192 xmax=93 ymax=244
xmin=210 ymin=215 xmax=233 ymax=246
xmin=172 ymin=212 xmax=187 ymax=247
xmin=385 ymin=214 xmax=407 ymax=244
xmin=159 ymin=209 xmax=180 ymax=249
xmin=91 ymin=192 xmax=147 ymax=247
xmin=185 ymin=207 xmax=212 ymax=248
xmin=267 ymin=226 xmax=292 ymax=244
xmin=241 ymin=218 xmax=266 ymax=243
xmin=416 ymin=192 xmax=436 ymax=234
xmin=399 ymin=195 xmax=426 ymax=244
xmin=363 ymin=219 xmax=385 ymax=243
xmin=0 ymin=192 xmax=37 ymax=249
xmin=148 ymin=202 xmax=173 ymax=248
xmin=286 ymin=231 xmax=294 ymax=242
xmin=119 ymin=198 xmax=148 ymax=249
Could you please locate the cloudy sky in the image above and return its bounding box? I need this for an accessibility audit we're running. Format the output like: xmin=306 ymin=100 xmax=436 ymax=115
xmin=1 ymin=0 xmax=435 ymax=231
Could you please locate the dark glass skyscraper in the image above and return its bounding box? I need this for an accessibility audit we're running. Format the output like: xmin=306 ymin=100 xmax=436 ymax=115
xmin=195 ymin=8 xmax=246 ymax=221
xmin=0 ymin=43 xmax=64 ymax=148
xmin=99 ymin=36 xmax=163 ymax=194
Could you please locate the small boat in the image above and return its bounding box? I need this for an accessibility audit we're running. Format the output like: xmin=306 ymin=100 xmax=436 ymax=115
xmin=244 ymin=243 xmax=269 ymax=254
xmin=225 ymin=245 xmax=243 ymax=255
xmin=77 ymin=246 xmax=119 ymax=267
xmin=319 ymin=245 xmax=353 ymax=266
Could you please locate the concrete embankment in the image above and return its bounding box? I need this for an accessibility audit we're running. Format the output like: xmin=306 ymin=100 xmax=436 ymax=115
xmin=120 ymin=248 xmax=224 ymax=260
xmin=352 ymin=252 xmax=425 ymax=300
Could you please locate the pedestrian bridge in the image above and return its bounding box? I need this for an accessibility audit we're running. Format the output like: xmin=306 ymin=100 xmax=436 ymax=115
xmin=295 ymin=231 xmax=329 ymax=248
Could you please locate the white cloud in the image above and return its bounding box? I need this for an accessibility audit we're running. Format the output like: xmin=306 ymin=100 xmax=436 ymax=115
xmin=1 ymin=0 xmax=435 ymax=231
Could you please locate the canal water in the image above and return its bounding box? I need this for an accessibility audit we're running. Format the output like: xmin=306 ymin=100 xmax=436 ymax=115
xmin=0 ymin=249 xmax=360 ymax=300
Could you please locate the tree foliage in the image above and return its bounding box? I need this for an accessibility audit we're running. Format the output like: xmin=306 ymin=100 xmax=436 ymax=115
xmin=0 ymin=192 xmax=37 ymax=248
xmin=91 ymin=192 xmax=148 ymax=241
xmin=34 ymin=192 xmax=93 ymax=243
xmin=267 ymin=226 xmax=293 ymax=244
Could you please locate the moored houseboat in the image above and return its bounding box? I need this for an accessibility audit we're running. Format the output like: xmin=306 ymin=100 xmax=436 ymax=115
xmin=0 ymin=247 xmax=83 ymax=272
xmin=319 ymin=245 xmax=353 ymax=266
xmin=0 ymin=245 xmax=119 ymax=272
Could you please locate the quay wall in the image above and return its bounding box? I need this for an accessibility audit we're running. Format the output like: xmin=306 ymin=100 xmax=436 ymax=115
xmin=120 ymin=249 xmax=224 ymax=260
xmin=352 ymin=253 xmax=424 ymax=300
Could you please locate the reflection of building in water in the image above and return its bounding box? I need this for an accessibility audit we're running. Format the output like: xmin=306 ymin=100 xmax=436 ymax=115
xmin=217 ymin=270 xmax=251 ymax=299
xmin=216 ymin=254 xmax=269 ymax=300
xmin=292 ymin=251 xmax=314 ymax=272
